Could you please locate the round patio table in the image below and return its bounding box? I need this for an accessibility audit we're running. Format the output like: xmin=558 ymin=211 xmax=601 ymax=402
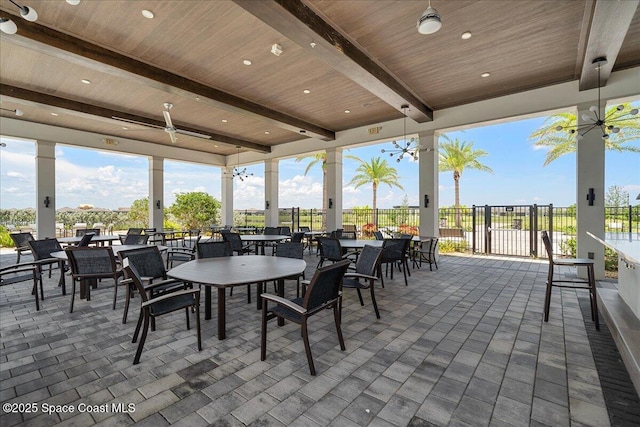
xmin=167 ymin=255 xmax=306 ymax=340
xmin=240 ymin=234 xmax=289 ymax=255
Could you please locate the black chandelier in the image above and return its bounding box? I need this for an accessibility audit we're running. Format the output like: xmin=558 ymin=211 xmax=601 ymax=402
xmin=557 ymin=57 xmax=639 ymax=140
xmin=381 ymin=105 xmax=419 ymax=162
xmin=232 ymin=146 xmax=253 ymax=181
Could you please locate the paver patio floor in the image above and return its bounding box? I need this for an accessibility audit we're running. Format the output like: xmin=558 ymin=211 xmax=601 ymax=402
xmin=1 ymin=250 xmax=638 ymax=426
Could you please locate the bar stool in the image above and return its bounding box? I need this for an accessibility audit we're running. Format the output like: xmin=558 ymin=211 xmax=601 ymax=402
xmin=541 ymin=231 xmax=599 ymax=330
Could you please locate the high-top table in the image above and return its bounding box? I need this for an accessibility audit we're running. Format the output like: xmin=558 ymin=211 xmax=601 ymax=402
xmin=167 ymin=256 xmax=306 ymax=339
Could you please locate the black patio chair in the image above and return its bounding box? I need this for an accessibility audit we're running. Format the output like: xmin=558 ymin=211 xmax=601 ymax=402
xmin=75 ymin=228 xmax=101 ymax=237
xmin=127 ymin=228 xmax=144 ymax=235
xmin=196 ymin=240 xmax=233 ymax=259
xmin=316 ymin=237 xmax=351 ymax=269
xmin=290 ymin=232 xmax=305 ymax=243
xmin=122 ymin=258 xmax=201 ymax=365
xmin=541 ymin=231 xmax=598 ymax=330
xmin=0 ymin=261 xmax=43 ymax=310
xmin=274 ymin=241 xmax=305 ymax=297
xmin=222 ymin=232 xmax=255 ymax=255
xmin=166 ymin=236 xmax=201 ymax=269
xmin=65 ymin=246 xmax=121 ymax=313
xmin=10 ymin=232 xmax=34 ymax=263
xmin=119 ymin=234 xmax=150 ymax=245
xmin=118 ymin=246 xmax=189 ymax=324
xmin=28 ymin=238 xmax=67 ymax=296
xmin=373 ymin=231 xmax=384 ymax=240
xmin=278 ymin=226 xmax=291 ymax=236
xmin=261 ymin=259 xmax=350 ymax=376
xmin=77 ymin=233 xmax=95 ymax=247
xmin=380 ymin=238 xmax=411 ymax=287
xmin=342 ymin=245 xmax=383 ymax=319
xmin=412 ymin=237 xmax=439 ymax=271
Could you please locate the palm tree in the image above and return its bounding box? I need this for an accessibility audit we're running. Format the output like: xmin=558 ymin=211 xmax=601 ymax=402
xmin=529 ymin=103 xmax=640 ymax=166
xmin=348 ymin=157 xmax=403 ymax=225
xmin=296 ymin=153 xmax=329 ymax=229
xmin=439 ymin=137 xmax=493 ymax=228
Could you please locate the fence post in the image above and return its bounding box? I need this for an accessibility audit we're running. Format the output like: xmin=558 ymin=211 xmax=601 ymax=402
xmin=629 ymin=204 xmax=633 ymax=233
xmin=548 ymin=204 xmax=553 ymax=249
xmin=531 ymin=204 xmax=537 ymax=257
xmin=484 ymin=205 xmax=491 ymax=254
xmin=472 ymin=205 xmax=476 ymax=254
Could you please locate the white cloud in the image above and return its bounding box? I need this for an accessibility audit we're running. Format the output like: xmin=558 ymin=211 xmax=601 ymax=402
xmin=6 ymin=171 xmax=27 ymax=178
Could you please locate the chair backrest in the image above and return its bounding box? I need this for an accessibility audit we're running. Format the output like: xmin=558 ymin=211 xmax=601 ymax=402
xmin=541 ymin=231 xmax=554 ymax=262
xmin=76 ymin=228 xmax=101 ymax=237
xmin=373 ymin=231 xmax=384 ymax=240
xmin=341 ymin=231 xmax=357 ymax=240
xmin=329 ymin=229 xmax=343 ymax=239
xmin=122 ymin=234 xmax=150 ymax=245
xmin=118 ymin=246 xmax=167 ymax=280
xmin=197 ymin=241 xmax=233 ymax=258
xmin=78 ymin=233 xmax=95 ymax=247
xmin=28 ymin=238 xmax=62 ymax=260
xmin=399 ymin=234 xmax=413 ymax=239
xmin=10 ymin=232 xmax=34 ymax=248
xmin=275 ymin=242 xmax=304 ymax=260
xmin=278 ymin=226 xmax=291 ymax=236
xmin=299 ymin=226 xmax=310 ymax=232
xmin=356 ymin=245 xmax=384 ymax=276
xmin=316 ymin=237 xmax=343 ymax=261
xmin=121 ymin=258 xmax=151 ymax=303
xmin=65 ymin=247 xmax=118 ymax=278
xmin=222 ymin=232 xmax=243 ymax=252
xmin=264 ymin=226 xmax=279 ymax=235
xmin=127 ymin=228 xmax=143 ymax=235
xmin=143 ymin=228 xmax=156 ymax=234
xmin=303 ymin=259 xmax=350 ymax=312
xmin=290 ymin=232 xmax=305 ymax=243
xmin=381 ymin=238 xmax=411 ymax=262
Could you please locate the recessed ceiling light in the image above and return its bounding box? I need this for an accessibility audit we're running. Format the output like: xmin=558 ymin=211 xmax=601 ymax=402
xmin=141 ymin=10 xmax=154 ymax=19
xmin=344 ymin=109 xmax=351 ymax=114
xmin=265 ymin=131 xmax=270 ymax=135
xmin=481 ymin=72 xmax=490 ymax=78
xmin=461 ymin=31 xmax=472 ymax=40
xmin=122 ymin=126 xmax=128 ymax=130
xmin=243 ymin=59 xmax=252 ymax=66
xmin=51 ymin=112 xmax=58 ymax=116
xmin=303 ymin=89 xmax=310 ymax=94
xmin=81 ymin=79 xmax=91 ymax=84
xmin=214 ymin=144 xmax=218 ymax=148
xmin=221 ymin=119 xmax=228 ymax=123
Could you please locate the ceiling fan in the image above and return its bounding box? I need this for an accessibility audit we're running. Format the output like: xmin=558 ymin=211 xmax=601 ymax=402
xmin=112 ymin=102 xmax=211 ymax=144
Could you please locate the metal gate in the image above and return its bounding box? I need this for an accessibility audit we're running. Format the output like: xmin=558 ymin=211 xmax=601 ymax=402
xmin=472 ymin=205 xmax=549 ymax=257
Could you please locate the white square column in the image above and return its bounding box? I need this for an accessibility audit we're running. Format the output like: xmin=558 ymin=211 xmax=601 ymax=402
xmin=221 ymin=167 xmax=234 ymax=227
xmin=264 ymin=159 xmax=279 ymax=227
xmin=325 ymin=148 xmax=343 ymax=231
xmin=149 ymin=156 xmax=164 ymax=230
xmin=418 ymin=131 xmax=439 ymax=238
xmin=576 ymin=103 xmax=605 ymax=279
xmin=35 ymin=141 xmax=56 ymax=238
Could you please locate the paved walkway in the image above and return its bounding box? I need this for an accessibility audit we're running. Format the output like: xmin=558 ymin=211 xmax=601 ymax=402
xmin=1 ymin=250 xmax=638 ymax=426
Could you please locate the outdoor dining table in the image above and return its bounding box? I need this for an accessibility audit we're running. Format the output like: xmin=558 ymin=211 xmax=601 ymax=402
xmin=58 ymin=234 xmax=120 ymax=246
xmin=167 ymin=255 xmax=307 ymax=340
xmin=240 ymin=234 xmax=289 ymax=255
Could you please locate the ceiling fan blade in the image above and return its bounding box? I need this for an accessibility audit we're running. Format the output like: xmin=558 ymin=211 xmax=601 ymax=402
xmin=163 ymin=110 xmax=174 ymax=129
xmin=175 ymin=128 xmax=212 ymax=139
xmin=111 ymin=116 xmax=164 ymax=129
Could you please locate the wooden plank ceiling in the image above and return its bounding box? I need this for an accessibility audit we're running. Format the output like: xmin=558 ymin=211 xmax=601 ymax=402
xmin=0 ymin=0 xmax=638 ymax=157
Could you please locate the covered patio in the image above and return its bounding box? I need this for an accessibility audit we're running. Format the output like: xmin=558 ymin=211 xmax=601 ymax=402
xmin=1 ymin=250 xmax=638 ymax=426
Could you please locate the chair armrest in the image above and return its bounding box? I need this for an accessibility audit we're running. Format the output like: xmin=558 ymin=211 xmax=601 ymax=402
xmin=144 ymin=278 xmax=185 ymax=290
xmin=260 ymin=293 xmax=306 ymax=314
xmin=141 ymin=288 xmax=200 ymax=308
xmin=167 ymin=247 xmax=194 ymax=255
xmin=0 ymin=263 xmax=39 ymax=276
xmin=120 ymin=278 xmax=134 ymax=286
xmin=344 ymin=272 xmax=377 ymax=281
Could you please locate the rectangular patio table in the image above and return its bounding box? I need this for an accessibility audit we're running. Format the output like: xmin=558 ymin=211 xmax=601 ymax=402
xmin=58 ymin=235 xmax=120 ymax=246
xmin=240 ymin=234 xmax=290 ymax=255
xmin=167 ymin=255 xmax=306 ymax=339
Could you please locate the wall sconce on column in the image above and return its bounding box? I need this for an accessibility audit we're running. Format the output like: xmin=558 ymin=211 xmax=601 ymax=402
xmin=265 ymin=200 xmax=270 ymax=210
xmin=586 ymin=188 xmax=595 ymax=206
xmin=424 ymin=194 xmax=429 ymax=208
xmin=328 ymin=198 xmax=333 ymax=209
xmin=156 ymin=200 xmax=161 ymax=209
xmin=43 ymin=196 xmax=50 ymax=208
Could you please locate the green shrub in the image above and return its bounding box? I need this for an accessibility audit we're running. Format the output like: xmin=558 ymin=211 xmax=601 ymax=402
xmin=0 ymin=226 xmax=14 ymax=248
xmin=439 ymin=239 xmax=469 ymax=253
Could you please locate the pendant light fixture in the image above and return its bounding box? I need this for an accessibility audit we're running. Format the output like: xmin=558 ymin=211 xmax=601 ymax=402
xmin=556 ymin=57 xmax=639 ymax=140
xmin=381 ymin=105 xmax=419 ymax=162
xmin=0 ymin=0 xmax=38 ymax=34
xmin=417 ymin=0 xmax=442 ymax=35
xmin=232 ymin=146 xmax=253 ymax=181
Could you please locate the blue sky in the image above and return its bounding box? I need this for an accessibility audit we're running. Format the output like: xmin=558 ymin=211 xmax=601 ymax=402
xmin=1 ymin=107 xmax=639 ymax=210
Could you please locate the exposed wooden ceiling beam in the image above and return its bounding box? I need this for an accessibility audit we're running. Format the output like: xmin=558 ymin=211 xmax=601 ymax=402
xmin=0 ymin=11 xmax=334 ymax=141
xmin=233 ymin=0 xmax=433 ymax=123
xmin=578 ymin=0 xmax=639 ymax=90
xmin=0 ymin=85 xmax=272 ymax=153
